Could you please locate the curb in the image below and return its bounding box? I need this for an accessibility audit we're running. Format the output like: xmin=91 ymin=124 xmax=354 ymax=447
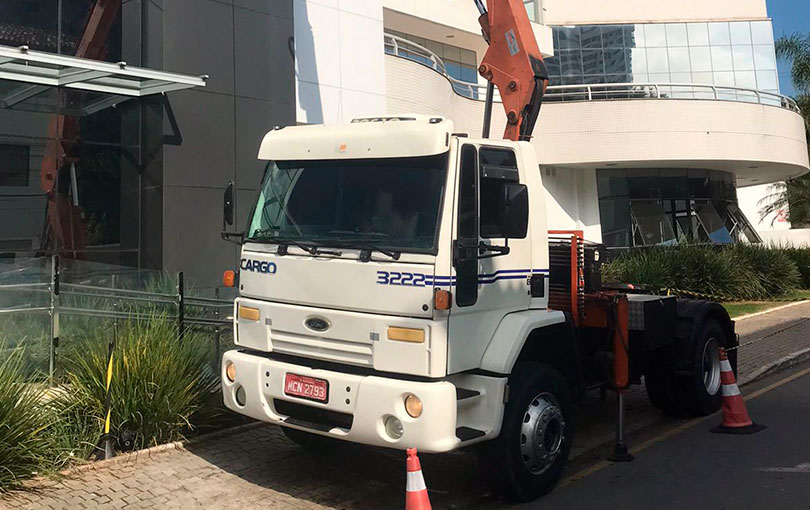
xmin=740 ymin=346 xmax=810 ymax=387
xmin=59 ymin=421 xmax=266 ymax=477
xmin=733 ymin=300 xmax=810 ymax=322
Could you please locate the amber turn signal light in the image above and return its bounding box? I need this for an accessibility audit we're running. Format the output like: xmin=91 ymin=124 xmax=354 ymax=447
xmin=434 ymin=289 xmax=452 ymax=310
xmin=238 ymin=305 xmax=260 ymax=321
xmin=223 ymin=270 xmax=236 ymax=287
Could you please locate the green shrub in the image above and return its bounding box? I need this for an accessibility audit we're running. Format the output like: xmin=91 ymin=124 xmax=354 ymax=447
xmin=58 ymin=314 xmax=223 ymax=451
xmin=730 ymin=244 xmax=801 ymax=297
xmin=781 ymin=246 xmax=810 ymax=289
xmin=603 ymin=244 xmax=801 ymax=301
xmin=0 ymin=347 xmax=51 ymax=492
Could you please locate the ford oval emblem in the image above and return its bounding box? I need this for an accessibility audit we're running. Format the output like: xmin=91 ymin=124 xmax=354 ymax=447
xmin=305 ymin=317 xmax=330 ymax=332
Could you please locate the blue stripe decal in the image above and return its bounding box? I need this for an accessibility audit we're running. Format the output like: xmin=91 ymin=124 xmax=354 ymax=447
xmin=376 ymin=269 xmax=548 ymax=288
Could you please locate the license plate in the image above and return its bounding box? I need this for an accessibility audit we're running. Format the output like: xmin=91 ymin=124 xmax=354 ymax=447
xmin=284 ymin=373 xmax=329 ymax=403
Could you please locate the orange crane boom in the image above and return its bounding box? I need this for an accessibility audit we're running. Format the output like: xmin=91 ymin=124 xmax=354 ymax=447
xmin=475 ymin=0 xmax=549 ymax=141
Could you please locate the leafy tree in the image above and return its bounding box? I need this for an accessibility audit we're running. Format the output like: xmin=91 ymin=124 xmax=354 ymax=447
xmin=760 ymin=34 xmax=810 ymax=227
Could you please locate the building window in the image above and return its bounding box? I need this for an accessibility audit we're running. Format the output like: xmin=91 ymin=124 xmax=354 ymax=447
xmin=523 ymin=0 xmax=539 ymax=23
xmin=596 ymin=168 xmax=760 ymax=248
xmin=0 ymin=144 xmax=30 ymax=187
xmin=545 ymin=21 xmax=780 ymax=101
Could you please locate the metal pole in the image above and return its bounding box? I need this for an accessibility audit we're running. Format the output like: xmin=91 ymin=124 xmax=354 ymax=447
xmin=608 ymin=390 xmax=634 ymax=462
xmin=213 ymin=288 xmax=221 ymax=372
xmin=482 ymin=82 xmax=494 ymax=138
xmin=177 ymin=271 xmax=185 ymax=341
xmin=49 ymin=254 xmax=60 ymax=385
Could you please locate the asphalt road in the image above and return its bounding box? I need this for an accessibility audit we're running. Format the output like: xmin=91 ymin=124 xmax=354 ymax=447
xmin=520 ymin=363 xmax=810 ymax=510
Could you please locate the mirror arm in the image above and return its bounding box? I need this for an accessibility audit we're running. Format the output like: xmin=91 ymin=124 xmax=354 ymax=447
xmin=221 ymin=231 xmax=244 ymax=245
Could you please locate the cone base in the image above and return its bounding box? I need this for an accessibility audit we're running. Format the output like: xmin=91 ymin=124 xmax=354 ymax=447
xmin=710 ymin=422 xmax=767 ymax=435
xmin=607 ymin=443 xmax=634 ymax=462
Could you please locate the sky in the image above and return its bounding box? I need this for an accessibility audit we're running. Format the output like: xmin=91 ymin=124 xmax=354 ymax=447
xmin=768 ymin=0 xmax=810 ymax=96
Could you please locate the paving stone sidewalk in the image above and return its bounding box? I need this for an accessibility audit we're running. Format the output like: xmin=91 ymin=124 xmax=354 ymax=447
xmin=2 ymin=302 xmax=808 ymax=510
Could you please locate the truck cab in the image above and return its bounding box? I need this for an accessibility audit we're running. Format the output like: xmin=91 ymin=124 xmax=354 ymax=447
xmin=223 ymin=114 xmax=553 ymax=447
xmin=220 ymin=114 xmax=736 ymax=501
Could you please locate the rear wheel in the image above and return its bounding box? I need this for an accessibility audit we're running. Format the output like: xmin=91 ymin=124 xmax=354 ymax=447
xmin=480 ymin=362 xmax=574 ymax=502
xmin=645 ymin=319 xmax=734 ymax=416
xmin=676 ymin=320 xmax=729 ymax=416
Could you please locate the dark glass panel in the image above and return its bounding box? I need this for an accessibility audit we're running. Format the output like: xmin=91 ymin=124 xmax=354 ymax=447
xmin=688 ymin=169 xmax=711 ymax=199
xmin=628 ymin=169 xmax=661 ymax=198
xmin=599 ymin=198 xmax=631 ymax=247
xmin=559 ymin=49 xmax=583 ymax=76
xmin=659 ymin=169 xmax=688 ymax=198
xmin=61 ymin=0 xmax=122 ymax=62
xmin=557 ymin=27 xmax=581 ymax=50
xmin=580 ymin=25 xmax=602 ymax=49
xmin=582 ymin=49 xmax=605 ymax=75
xmin=0 ymin=144 xmax=30 ymax=186
xmin=597 ymin=169 xmax=628 ymax=198
xmin=0 ymin=0 xmax=58 ymax=52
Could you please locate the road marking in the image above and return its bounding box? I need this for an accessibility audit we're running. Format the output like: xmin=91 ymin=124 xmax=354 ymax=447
xmin=560 ymin=365 xmax=810 ymax=488
xmin=756 ymin=463 xmax=810 ymax=473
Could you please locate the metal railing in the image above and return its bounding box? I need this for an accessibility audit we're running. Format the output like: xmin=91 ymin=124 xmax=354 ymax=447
xmin=0 ymin=255 xmax=233 ymax=382
xmin=383 ymin=32 xmax=802 ymax=113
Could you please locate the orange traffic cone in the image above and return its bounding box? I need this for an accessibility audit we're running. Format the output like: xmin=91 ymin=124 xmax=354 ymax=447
xmin=405 ymin=448 xmax=431 ymax=510
xmin=711 ymin=348 xmax=766 ymax=434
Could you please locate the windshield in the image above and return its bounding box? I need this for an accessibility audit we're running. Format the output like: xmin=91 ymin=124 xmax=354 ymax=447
xmin=246 ymin=154 xmax=448 ymax=253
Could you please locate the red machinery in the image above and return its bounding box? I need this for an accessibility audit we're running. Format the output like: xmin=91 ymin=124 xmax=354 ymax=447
xmin=40 ymin=0 xmax=122 ymax=256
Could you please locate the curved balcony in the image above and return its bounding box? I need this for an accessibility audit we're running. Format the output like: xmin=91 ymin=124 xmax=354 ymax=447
xmin=384 ymin=33 xmax=810 ymax=187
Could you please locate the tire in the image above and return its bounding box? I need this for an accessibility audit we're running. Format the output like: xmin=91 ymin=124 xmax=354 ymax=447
xmin=675 ymin=319 xmax=734 ymax=416
xmin=644 ymin=349 xmax=679 ymax=414
xmin=479 ymin=362 xmax=574 ymax=502
xmin=281 ymin=426 xmax=338 ymax=452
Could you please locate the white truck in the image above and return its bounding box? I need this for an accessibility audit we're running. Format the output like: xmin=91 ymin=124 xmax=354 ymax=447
xmin=219 ymin=114 xmax=737 ymax=501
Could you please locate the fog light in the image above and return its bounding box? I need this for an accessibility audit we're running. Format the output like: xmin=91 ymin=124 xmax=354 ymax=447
xmin=225 ymin=361 xmax=236 ymax=382
xmin=404 ymin=394 xmax=423 ymax=418
xmin=384 ymin=415 xmax=404 ymax=440
xmin=235 ymin=385 xmax=247 ymax=407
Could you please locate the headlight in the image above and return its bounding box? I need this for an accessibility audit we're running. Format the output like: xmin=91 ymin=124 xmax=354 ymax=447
xmin=225 ymin=361 xmax=236 ymax=382
xmin=404 ymin=394 xmax=423 ymax=418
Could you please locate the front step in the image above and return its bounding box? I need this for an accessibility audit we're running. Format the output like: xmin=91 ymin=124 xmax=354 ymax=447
xmin=456 ymin=426 xmax=486 ymax=442
xmin=456 ymin=387 xmax=481 ymax=400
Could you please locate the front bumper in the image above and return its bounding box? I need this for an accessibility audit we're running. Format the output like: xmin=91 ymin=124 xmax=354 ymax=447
xmin=222 ymin=350 xmax=461 ymax=453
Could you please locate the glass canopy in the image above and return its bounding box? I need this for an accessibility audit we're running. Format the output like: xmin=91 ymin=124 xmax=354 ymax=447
xmin=0 ymin=43 xmax=207 ymax=98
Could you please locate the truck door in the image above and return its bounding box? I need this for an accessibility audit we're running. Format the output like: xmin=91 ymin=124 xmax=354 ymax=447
xmin=447 ymin=143 xmax=532 ymax=373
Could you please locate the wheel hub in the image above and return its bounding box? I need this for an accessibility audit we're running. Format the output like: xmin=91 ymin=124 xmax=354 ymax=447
xmin=702 ymin=337 xmax=721 ymax=395
xmin=519 ymin=393 xmax=565 ymax=475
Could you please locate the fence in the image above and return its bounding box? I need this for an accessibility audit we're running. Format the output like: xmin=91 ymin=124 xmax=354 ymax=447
xmin=0 ymin=255 xmax=234 ymax=383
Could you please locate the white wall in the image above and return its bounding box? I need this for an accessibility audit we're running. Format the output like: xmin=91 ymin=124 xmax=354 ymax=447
xmin=759 ymin=229 xmax=810 ymax=247
xmin=737 ymin=183 xmax=790 ymax=233
xmin=543 ymin=0 xmax=768 ymax=25
xmin=541 ymin=167 xmax=602 ymax=241
xmin=295 ymin=0 xmax=387 ymax=124
xmin=382 ymin=1 xmax=554 ymax=58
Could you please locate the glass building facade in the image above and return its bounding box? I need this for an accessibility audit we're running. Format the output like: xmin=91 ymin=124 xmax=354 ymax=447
xmin=597 ymin=169 xmax=761 ymax=248
xmin=543 ymin=21 xmax=779 ymax=102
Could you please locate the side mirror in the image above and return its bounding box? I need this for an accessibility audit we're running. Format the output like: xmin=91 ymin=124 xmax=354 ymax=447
xmin=500 ymin=183 xmax=528 ymax=239
xmin=223 ymin=181 xmax=234 ymax=227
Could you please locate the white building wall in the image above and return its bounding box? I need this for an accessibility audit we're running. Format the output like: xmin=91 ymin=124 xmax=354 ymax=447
xmin=294 ymin=0 xmax=387 ymax=124
xmin=737 ymin=183 xmax=790 ymax=234
xmin=543 ymin=0 xmax=767 ymax=25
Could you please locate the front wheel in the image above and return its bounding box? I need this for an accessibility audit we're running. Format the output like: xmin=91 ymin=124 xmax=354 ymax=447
xmin=479 ymin=362 xmax=574 ymax=502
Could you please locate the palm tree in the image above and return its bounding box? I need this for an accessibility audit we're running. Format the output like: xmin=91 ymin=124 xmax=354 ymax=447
xmin=760 ymin=33 xmax=810 ymax=227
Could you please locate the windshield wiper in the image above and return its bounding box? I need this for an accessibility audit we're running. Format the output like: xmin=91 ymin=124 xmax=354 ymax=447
xmin=322 ymin=239 xmax=401 ymax=261
xmin=249 ymin=235 xmax=342 ymax=257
